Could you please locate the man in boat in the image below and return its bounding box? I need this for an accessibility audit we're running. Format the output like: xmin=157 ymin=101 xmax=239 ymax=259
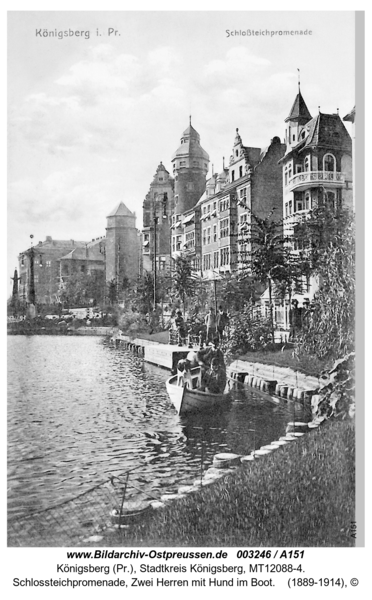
xmin=196 ymin=337 xmax=226 ymax=391
xmin=205 ymin=357 xmax=227 ymax=394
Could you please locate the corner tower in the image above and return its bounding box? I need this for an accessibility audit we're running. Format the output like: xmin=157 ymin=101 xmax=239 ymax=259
xmin=171 ymin=117 xmax=209 ymax=214
xmin=106 ymin=201 xmax=140 ymax=288
xmin=285 ymin=85 xmax=312 ymax=154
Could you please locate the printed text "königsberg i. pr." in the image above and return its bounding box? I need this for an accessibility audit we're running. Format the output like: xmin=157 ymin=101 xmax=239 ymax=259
xmin=35 ymin=28 xmax=121 ymax=39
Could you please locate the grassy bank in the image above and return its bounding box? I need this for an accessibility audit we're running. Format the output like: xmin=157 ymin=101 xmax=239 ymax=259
xmin=101 ymin=419 xmax=355 ymax=547
xmin=235 ymin=348 xmax=329 ymax=378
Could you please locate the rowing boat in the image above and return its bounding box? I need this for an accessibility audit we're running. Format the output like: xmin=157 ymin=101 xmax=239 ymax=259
xmin=165 ymin=366 xmax=229 ymax=415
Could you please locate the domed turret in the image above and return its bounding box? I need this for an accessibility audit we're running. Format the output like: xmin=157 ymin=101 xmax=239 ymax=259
xmin=171 ymin=117 xmax=209 ymax=214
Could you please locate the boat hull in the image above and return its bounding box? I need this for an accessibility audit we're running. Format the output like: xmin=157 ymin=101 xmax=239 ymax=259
xmin=166 ymin=368 xmax=229 ymax=415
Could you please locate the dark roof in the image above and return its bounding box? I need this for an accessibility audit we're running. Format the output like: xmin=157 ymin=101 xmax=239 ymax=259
xmin=285 ymin=90 xmax=312 ymax=123
xmin=302 ymin=112 xmax=352 ymax=150
xmin=60 ymin=245 xmax=104 ymax=262
xmin=343 ymin=106 xmax=355 ymax=123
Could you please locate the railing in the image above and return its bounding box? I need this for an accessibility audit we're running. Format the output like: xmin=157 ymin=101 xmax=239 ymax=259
xmin=286 ymin=171 xmax=345 ymax=190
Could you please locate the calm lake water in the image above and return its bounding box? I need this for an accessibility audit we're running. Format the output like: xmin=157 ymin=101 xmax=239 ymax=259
xmin=8 ymin=336 xmax=300 ymax=520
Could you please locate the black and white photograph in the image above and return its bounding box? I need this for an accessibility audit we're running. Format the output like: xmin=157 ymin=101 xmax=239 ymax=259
xmin=6 ymin=5 xmax=365 ymax=590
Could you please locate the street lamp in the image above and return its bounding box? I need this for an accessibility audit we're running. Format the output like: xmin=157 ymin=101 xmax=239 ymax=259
xmin=153 ymin=193 xmax=168 ymax=311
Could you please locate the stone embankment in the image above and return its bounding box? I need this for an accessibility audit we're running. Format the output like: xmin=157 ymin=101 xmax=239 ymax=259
xmin=228 ymin=359 xmax=321 ymax=402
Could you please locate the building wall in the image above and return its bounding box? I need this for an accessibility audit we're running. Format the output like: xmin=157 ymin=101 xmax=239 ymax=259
xmin=18 ymin=238 xmax=86 ymax=304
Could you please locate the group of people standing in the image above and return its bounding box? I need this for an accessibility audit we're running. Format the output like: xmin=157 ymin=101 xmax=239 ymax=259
xmin=173 ymin=305 xmax=230 ymax=347
xmin=205 ymin=305 xmax=229 ymax=344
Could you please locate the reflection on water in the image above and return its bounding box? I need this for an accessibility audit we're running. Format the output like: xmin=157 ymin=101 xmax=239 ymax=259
xmin=8 ymin=336 xmax=302 ymax=519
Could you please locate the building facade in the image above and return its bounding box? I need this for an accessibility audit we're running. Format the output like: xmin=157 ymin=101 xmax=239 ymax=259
xmin=171 ymin=129 xmax=285 ymax=283
xmin=142 ymin=162 xmax=174 ymax=273
xmin=18 ymin=237 xmax=87 ymax=304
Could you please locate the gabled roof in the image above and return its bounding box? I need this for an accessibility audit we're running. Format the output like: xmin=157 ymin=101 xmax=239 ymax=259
xmin=106 ymin=201 xmax=134 ymax=218
xmin=285 ymin=90 xmax=312 ymax=123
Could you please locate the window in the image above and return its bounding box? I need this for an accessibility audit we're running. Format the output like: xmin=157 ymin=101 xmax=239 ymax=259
xmin=220 ymin=247 xmax=230 ymax=266
xmin=185 ymin=231 xmax=195 ymax=249
xmin=324 ymin=154 xmax=335 ymax=172
xmin=285 ymin=203 xmax=289 ymax=217
xmin=296 ymin=200 xmax=303 ymax=212
xmin=304 ymin=156 xmax=310 ymax=171
xmin=296 ymin=165 xmax=303 ymax=174
xmin=239 ymin=166 xmax=243 ymax=178
xmin=213 ymin=224 xmax=217 ymax=242
xmin=231 ymin=170 xmax=235 ymax=182
xmin=219 ymin=198 xmax=229 ymax=212
xmin=293 ymin=134 xmax=296 ymax=141
xmin=202 ymin=228 xmax=207 ymax=245
xmin=158 ymin=177 xmax=164 ymax=182
xmin=172 ymin=236 xmax=176 ymax=252
xmin=180 ymin=161 xmax=186 ymax=167
xmin=203 ymin=254 xmax=211 ymax=271
xmin=159 ymin=259 xmax=166 ymax=270
xmin=325 ymin=191 xmax=336 ymax=211
xmin=207 ymin=227 xmax=211 ymax=245
xmin=236 ymin=150 xmax=239 ymax=157
xmin=213 ymin=201 xmax=217 ymax=211
xmin=240 ymin=188 xmax=247 ymax=199
xmin=288 ymin=201 xmax=292 ymax=215
xmin=21 ymin=255 xmax=24 ymax=266
xmin=213 ymin=251 xmax=219 ymax=269
xmin=220 ymin=218 xmax=229 ymax=238
xmin=176 ymin=235 xmax=182 ymax=251
xmin=46 ymin=260 xmax=51 ymax=268
xmin=305 ymin=193 xmax=311 ymax=210
xmin=192 ymin=257 xmax=200 ymax=271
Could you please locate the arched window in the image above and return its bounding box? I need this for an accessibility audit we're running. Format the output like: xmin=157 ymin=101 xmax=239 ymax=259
xmin=324 ymin=154 xmax=336 ymax=172
xmin=304 ymin=156 xmax=310 ymax=171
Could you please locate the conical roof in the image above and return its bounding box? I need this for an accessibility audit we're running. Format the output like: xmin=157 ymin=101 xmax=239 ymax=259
xmin=106 ymin=201 xmax=134 ymax=218
xmin=285 ymin=90 xmax=312 ymax=123
xmin=172 ymin=118 xmax=209 ymax=162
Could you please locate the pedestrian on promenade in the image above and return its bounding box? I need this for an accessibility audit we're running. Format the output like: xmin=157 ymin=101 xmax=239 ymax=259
xmin=217 ymin=305 xmax=229 ymax=342
xmin=175 ymin=310 xmax=186 ymax=346
xmin=204 ymin=307 xmax=216 ymax=343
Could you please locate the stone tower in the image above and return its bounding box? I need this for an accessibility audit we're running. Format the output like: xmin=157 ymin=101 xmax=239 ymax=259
xmin=171 ymin=117 xmax=209 ymax=215
xmin=105 ymin=201 xmax=140 ymax=287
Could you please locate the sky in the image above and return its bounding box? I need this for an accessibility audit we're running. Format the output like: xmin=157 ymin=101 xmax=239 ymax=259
xmin=7 ymin=10 xmax=355 ymax=295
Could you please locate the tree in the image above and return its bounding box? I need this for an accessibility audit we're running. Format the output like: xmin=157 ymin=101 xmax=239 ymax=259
xmin=172 ymin=255 xmax=196 ymax=314
xmin=295 ymin=206 xmax=355 ymax=361
xmin=237 ymin=209 xmax=286 ymax=341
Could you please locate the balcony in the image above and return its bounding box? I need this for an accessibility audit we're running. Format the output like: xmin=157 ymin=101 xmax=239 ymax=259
xmin=286 ymin=171 xmax=345 ymax=191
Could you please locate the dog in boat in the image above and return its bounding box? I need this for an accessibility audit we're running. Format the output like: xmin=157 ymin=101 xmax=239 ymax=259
xmin=176 ymin=358 xmax=193 ymax=389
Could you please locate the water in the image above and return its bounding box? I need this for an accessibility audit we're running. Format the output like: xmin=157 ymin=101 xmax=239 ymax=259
xmin=8 ymin=336 xmax=299 ymax=520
